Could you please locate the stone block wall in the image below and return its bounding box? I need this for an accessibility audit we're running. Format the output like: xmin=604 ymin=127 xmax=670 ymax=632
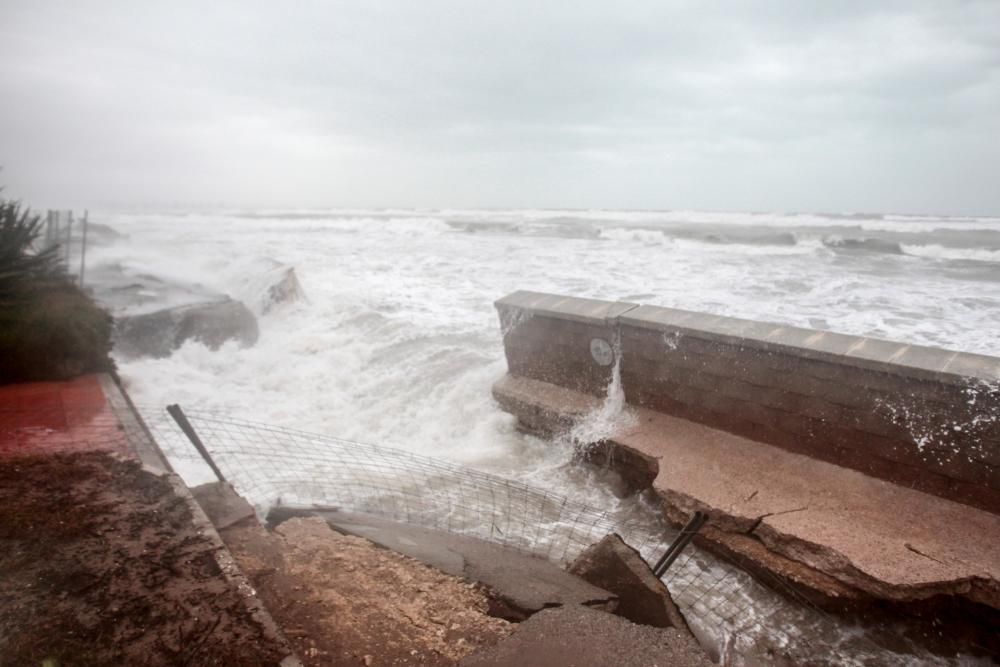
xmin=496 ymin=292 xmax=638 ymax=396
xmin=495 ymin=291 xmax=1000 ymax=513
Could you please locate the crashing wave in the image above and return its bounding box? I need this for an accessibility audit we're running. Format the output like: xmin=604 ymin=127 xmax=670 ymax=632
xmin=901 ymin=244 xmax=1000 ymax=263
xmin=228 ymin=258 xmax=308 ymax=315
xmin=822 ymin=236 xmax=905 ymax=255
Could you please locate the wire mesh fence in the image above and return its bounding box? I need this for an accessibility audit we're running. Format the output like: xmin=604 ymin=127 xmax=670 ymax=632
xmin=39 ymin=209 xmax=91 ymax=286
xmin=142 ymin=407 xmax=667 ymax=566
xmin=138 ymin=406 xmax=922 ymax=665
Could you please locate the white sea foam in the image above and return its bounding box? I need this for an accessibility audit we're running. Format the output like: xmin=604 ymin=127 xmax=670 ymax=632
xmin=89 ymin=207 xmax=999 ymax=487
xmin=598 ymin=226 xmax=671 ymax=244
xmin=81 ymin=206 xmax=997 ymax=665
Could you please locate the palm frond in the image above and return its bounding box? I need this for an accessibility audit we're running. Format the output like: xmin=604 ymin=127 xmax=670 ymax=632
xmin=0 ymin=198 xmax=67 ymax=303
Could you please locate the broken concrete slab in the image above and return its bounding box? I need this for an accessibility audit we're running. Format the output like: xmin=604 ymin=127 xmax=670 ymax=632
xmin=575 ymin=440 xmax=659 ymax=497
xmin=229 ymin=259 xmax=308 ymax=316
xmin=492 ymin=372 xmax=599 ymax=437
xmin=628 ymin=408 xmax=1000 ymax=608
xmin=268 ymin=508 xmax=617 ymax=620
xmin=459 ymin=604 xmax=713 ymax=667
xmin=568 ymin=533 xmax=689 ymax=630
xmin=114 ymin=298 xmax=259 ymax=359
xmin=494 ymin=373 xmax=1000 ymax=611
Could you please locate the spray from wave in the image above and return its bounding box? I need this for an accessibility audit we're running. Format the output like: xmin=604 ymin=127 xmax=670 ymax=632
xmin=568 ymin=339 xmax=636 ymax=446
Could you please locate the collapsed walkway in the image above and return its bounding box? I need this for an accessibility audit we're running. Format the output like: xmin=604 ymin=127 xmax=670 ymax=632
xmin=495 ymin=374 xmax=1000 ymax=611
xmin=202 ymin=492 xmax=711 ymax=666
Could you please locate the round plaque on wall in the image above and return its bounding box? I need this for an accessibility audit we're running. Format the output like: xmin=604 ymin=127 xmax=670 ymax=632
xmin=590 ymin=338 xmax=614 ymax=366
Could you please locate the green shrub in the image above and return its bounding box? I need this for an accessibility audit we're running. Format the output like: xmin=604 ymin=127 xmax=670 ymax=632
xmin=0 ymin=283 xmax=114 ymax=382
xmin=0 ymin=192 xmax=114 ymax=383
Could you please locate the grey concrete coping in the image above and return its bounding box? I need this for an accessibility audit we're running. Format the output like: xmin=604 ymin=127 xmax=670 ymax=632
xmin=99 ymin=374 xmax=174 ymax=473
xmin=621 ymin=304 xmax=1000 ymax=385
xmin=495 ymin=290 xmax=638 ymax=325
xmin=494 ymin=291 xmax=1000 ymax=386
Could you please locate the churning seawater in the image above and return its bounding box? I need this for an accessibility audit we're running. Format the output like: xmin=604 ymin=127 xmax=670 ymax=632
xmin=86 ymin=208 xmax=1000 ymax=665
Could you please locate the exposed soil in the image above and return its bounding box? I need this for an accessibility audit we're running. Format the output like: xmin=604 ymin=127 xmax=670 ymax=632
xmin=220 ymin=517 xmax=514 ymax=666
xmin=0 ymin=451 xmax=289 ymax=666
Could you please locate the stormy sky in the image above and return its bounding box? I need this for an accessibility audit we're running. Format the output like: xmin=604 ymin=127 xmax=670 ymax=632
xmin=2 ymin=1 xmax=998 ymax=215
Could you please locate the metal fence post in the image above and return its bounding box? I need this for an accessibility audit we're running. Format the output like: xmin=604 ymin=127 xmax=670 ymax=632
xmin=79 ymin=210 xmax=88 ymax=287
xmin=166 ymin=404 xmax=227 ymax=483
xmin=64 ymin=211 xmax=73 ymax=268
xmin=45 ymin=210 xmax=55 ymax=249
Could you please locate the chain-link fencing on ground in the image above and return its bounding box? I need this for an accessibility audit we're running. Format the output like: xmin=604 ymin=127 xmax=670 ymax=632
xmin=141 ymin=407 xmax=666 ymax=565
xmin=138 ymin=406 xmax=926 ymax=665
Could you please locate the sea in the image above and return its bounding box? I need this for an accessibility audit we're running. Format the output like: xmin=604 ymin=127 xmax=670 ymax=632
xmin=83 ymin=208 xmax=1000 ymax=665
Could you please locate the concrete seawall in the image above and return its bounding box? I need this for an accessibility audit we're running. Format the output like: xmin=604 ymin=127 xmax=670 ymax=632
xmin=496 ymin=290 xmax=1000 ymax=514
xmin=493 ymin=290 xmax=1000 ymax=614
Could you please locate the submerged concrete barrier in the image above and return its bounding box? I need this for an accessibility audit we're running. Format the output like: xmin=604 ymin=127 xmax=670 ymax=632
xmin=495 ymin=291 xmax=1000 ymax=514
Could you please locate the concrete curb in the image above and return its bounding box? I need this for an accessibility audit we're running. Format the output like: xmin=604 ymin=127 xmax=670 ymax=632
xmin=100 ymin=375 xmax=303 ymax=667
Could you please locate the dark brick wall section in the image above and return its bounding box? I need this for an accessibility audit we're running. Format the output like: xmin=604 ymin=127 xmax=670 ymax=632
xmin=495 ymin=291 xmax=638 ymax=396
xmin=495 ymin=291 xmax=1000 ymax=514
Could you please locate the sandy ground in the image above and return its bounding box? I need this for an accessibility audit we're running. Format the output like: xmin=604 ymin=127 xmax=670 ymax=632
xmin=0 ymin=451 xmax=288 ymax=666
xmin=220 ymin=517 xmax=514 ymax=666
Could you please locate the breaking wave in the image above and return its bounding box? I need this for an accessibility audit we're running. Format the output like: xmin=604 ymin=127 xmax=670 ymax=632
xmin=822 ymin=236 xmax=906 ymax=255
xmin=901 ymin=244 xmax=1000 ymax=263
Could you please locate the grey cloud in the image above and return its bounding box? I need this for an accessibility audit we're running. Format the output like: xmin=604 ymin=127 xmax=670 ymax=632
xmin=1 ymin=0 xmax=998 ymax=214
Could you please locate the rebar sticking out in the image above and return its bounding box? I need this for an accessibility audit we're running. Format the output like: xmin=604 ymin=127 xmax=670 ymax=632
xmin=651 ymin=511 xmax=707 ymax=578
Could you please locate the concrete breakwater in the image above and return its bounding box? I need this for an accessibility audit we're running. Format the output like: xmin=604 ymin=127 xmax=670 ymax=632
xmin=492 ymin=291 xmax=1000 ymax=618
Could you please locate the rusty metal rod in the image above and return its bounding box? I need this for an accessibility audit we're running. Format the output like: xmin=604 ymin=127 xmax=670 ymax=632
xmin=166 ymin=403 xmax=226 ymax=483
xmin=652 ymin=511 xmax=707 ymax=578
